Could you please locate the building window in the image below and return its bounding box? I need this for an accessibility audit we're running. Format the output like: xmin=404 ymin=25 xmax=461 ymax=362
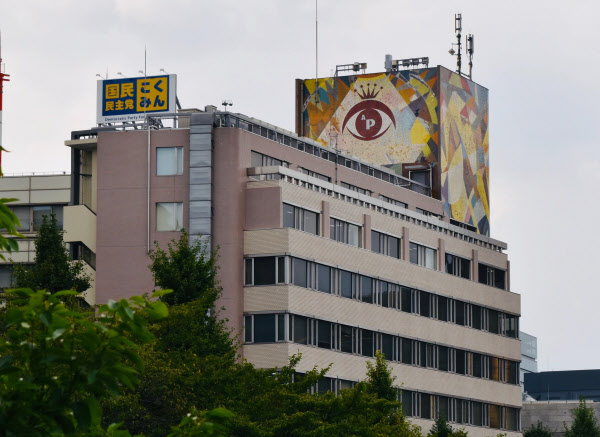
xmin=250 ymin=151 xmax=289 ymax=168
xmin=380 ymin=195 xmax=407 ymax=209
xmin=371 ymin=230 xmax=400 ymax=259
xmin=156 ymin=202 xmax=183 ymax=231
xmin=298 ymin=167 xmax=331 ymax=182
xmin=478 ymin=263 xmax=506 ymax=290
xmin=409 ymin=242 xmax=437 ymax=269
xmin=157 ymin=147 xmax=183 ymax=175
xmin=445 ymin=253 xmax=471 ymax=279
xmin=340 ymin=182 xmax=371 ymax=196
xmin=283 ymin=203 xmax=319 ymax=235
xmin=244 ymin=256 xmax=286 ymax=286
xmin=330 ymin=218 xmax=362 ymax=248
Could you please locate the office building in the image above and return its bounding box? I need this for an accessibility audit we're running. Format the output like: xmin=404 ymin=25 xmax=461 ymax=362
xmin=0 ymin=61 xmax=522 ymax=435
xmin=520 ymin=331 xmax=538 ymax=391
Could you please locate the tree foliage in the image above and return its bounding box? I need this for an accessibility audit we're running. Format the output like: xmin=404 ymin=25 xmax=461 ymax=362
xmin=524 ymin=421 xmax=552 ymax=437
xmin=365 ymin=350 xmax=397 ymax=401
xmin=12 ymin=214 xmax=91 ymax=294
xmin=0 ymin=287 xmax=168 ymax=435
xmin=564 ymin=397 xmax=600 ymax=437
xmin=149 ymin=229 xmax=219 ymax=306
xmin=0 ymin=198 xmax=23 ymax=261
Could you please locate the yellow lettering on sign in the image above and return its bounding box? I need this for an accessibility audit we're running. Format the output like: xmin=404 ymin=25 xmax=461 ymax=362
xmin=121 ymin=83 xmax=134 ymax=98
xmin=125 ymin=99 xmax=134 ymax=110
xmin=105 ymin=101 xmax=115 ymax=111
xmin=105 ymin=84 xmax=119 ymax=99
xmin=115 ymin=100 xmax=125 ymax=110
xmin=136 ymin=76 xmax=169 ymax=112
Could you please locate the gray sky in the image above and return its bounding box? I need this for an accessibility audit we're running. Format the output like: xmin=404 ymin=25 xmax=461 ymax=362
xmin=1 ymin=0 xmax=599 ymax=371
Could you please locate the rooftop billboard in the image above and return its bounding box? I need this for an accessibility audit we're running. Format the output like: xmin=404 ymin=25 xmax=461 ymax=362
xmin=96 ymin=74 xmax=176 ymax=124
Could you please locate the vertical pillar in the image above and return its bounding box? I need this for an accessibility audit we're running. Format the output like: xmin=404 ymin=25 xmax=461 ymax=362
xmin=402 ymin=227 xmax=410 ymax=261
xmin=363 ymin=214 xmax=371 ymax=250
xmin=322 ymin=200 xmax=330 ymax=238
xmin=506 ymin=260 xmax=511 ymax=292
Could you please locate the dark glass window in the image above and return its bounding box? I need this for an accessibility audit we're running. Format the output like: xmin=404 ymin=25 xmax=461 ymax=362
xmin=456 ymin=301 xmax=465 ymax=326
xmin=361 ymin=276 xmax=372 ymax=304
xmin=340 ymin=270 xmax=353 ymax=299
xmin=472 ymin=305 xmax=482 ymax=330
xmin=389 ymin=236 xmax=400 ymax=259
xmin=244 ymin=315 xmax=252 ymax=343
xmin=456 ymin=400 xmax=464 ymax=424
xmin=421 ymin=394 xmax=431 ymax=419
xmin=33 ymin=206 xmax=52 ymax=231
xmin=381 ymin=282 xmax=389 ymax=308
xmin=420 ymin=292 xmax=430 ymax=318
xmin=244 ymin=259 xmax=253 ymax=285
xmin=439 ymin=396 xmax=449 ymax=422
xmin=254 ymin=257 xmax=276 ymax=285
xmin=456 ymin=349 xmax=466 ymax=375
xmin=293 ymin=315 xmax=308 ymax=345
xmin=489 ymin=309 xmax=499 ymax=334
xmin=317 ymin=320 xmax=331 ymax=349
xmin=317 ymin=377 xmax=333 ymax=395
xmin=401 ymin=339 xmax=413 ymax=365
xmin=283 ymin=203 xmax=294 ymax=228
xmin=293 ymin=258 xmax=307 ymax=288
xmin=283 ymin=203 xmax=319 ymax=235
xmin=277 ymin=257 xmax=285 ymax=284
xmin=253 ymin=314 xmax=276 ymax=343
xmin=402 ymin=390 xmax=414 ymax=417
xmin=505 ymin=407 xmax=519 ymax=431
xmin=438 ymin=296 xmax=448 ymax=322
xmin=277 ymin=314 xmax=285 ymax=341
xmin=371 ymin=230 xmax=380 ymax=253
xmin=401 ymin=287 xmax=411 ymax=313
xmin=361 ymin=330 xmax=374 ymax=357
xmin=471 ymin=401 xmax=483 ymax=426
xmin=419 ymin=342 xmax=427 ymax=368
xmin=479 ymin=263 xmax=506 ymax=290
xmin=340 ymin=325 xmax=354 ymax=353
xmin=381 ymin=333 xmax=394 ymax=361
xmin=439 ymin=346 xmax=449 ymax=371
xmin=489 ymin=404 xmax=500 ymax=429
xmin=409 ymin=242 xmax=419 ymax=264
xmin=317 ymin=264 xmax=331 ymax=293
xmin=473 ymin=353 xmax=482 ymax=378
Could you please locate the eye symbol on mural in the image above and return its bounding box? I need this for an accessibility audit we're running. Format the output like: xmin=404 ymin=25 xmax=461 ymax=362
xmin=342 ymin=100 xmax=396 ymax=141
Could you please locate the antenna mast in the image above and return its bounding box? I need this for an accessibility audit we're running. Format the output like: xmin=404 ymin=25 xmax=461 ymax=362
xmin=466 ymin=34 xmax=474 ymax=79
xmin=455 ymin=14 xmax=462 ymax=76
xmin=0 ymin=32 xmax=10 ymax=172
xmin=315 ymin=0 xmax=319 ymax=104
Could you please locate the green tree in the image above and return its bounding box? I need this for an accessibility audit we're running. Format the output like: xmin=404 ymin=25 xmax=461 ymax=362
xmin=12 ymin=214 xmax=91 ymax=294
xmin=149 ymin=229 xmax=219 ymax=306
xmin=428 ymin=415 xmax=454 ymax=437
xmin=524 ymin=421 xmax=552 ymax=437
xmin=365 ymin=349 xmax=397 ymax=401
xmin=564 ymin=397 xmax=600 ymax=437
xmin=0 ymin=287 xmax=169 ymax=434
xmin=0 ymin=198 xmax=23 ymax=260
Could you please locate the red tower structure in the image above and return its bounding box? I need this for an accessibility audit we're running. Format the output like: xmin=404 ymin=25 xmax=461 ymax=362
xmin=0 ymin=33 xmax=10 ymax=170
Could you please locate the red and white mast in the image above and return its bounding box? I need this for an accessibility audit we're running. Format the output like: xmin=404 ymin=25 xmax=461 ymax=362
xmin=0 ymin=32 xmax=10 ymax=171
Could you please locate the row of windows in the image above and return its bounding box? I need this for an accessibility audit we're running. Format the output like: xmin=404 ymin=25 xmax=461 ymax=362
xmin=401 ymin=390 xmax=520 ymax=431
xmin=251 ymin=150 xmax=289 ymax=169
xmin=292 ymin=373 xmax=520 ymax=431
xmin=9 ymin=205 xmax=64 ymax=233
xmin=283 ymin=205 xmax=505 ymax=288
xmin=379 ymin=194 xmax=408 ymax=209
xmin=244 ymin=313 xmax=520 ymax=385
xmin=297 ymin=167 xmax=331 ymax=182
xmin=243 ymin=256 xmax=519 ymax=338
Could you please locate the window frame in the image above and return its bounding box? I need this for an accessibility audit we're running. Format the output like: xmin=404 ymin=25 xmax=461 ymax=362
xmin=156 ymin=146 xmax=184 ymax=176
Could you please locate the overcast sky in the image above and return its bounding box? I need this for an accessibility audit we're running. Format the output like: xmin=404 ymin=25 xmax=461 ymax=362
xmin=1 ymin=0 xmax=599 ymax=371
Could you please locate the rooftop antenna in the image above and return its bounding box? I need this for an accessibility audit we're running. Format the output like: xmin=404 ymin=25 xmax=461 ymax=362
xmin=466 ymin=34 xmax=474 ymax=79
xmin=222 ymin=100 xmax=233 ymax=111
xmin=0 ymin=31 xmax=9 ymax=172
xmin=454 ymin=13 xmax=462 ymax=76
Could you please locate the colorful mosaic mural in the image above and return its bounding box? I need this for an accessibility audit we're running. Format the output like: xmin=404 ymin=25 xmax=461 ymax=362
xmin=439 ymin=68 xmax=489 ymax=235
xmin=298 ymin=66 xmax=490 ymax=236
xmin=301 ymin=68 xmax=439 ymax=168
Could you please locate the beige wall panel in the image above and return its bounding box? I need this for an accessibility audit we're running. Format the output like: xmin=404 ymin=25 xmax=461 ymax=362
xmin=2 ymin=191 xmax=30 ymax=203
xmin=0 ymin=177 xmax=30 ymax=191
xmin=244 ymin=285 xmax=521 ymax=361
xmin=281 ymin=183 xmax=324 ymax=213
xmin=30 ymin=176 xmax=70 ymax=190
xmin=30 ymin=190 xmax=70 ymax=204
xmin=477 ymin=247 xmax=509 ymax=270
xmin=63 ymin=205 xmax=97 ymax=252
xmin=244 ymin=228 xmax=290 ymax=255
xmin=244 ymin=344 xmax=521 ymax=407
xmin=244 ymin=229 xmax=520 ymax=315
xmin=328 ymin=196 xmax=370 ymax=226
xmin=7 ymin=252 xmax=30 ymax=263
